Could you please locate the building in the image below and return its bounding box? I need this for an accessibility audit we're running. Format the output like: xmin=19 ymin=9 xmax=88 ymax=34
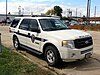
xmin=0 ymin=14 xmax=31 ymax=24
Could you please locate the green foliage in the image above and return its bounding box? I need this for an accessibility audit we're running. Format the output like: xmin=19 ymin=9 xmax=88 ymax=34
xmin=54 ymin=6 xmax=63 ymax=19
xmin=46 ymin=5 xmax=63 ymax=19
xmin=46 ymin=9 xmax=56 ymax=15
xmin=54 ymin=6 xmax=62 ymax=14
xmin=62 ymin=16 xmax=67 ymax=20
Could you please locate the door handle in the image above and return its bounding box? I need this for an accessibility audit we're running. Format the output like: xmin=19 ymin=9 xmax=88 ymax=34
xmin=28 ymin=33 xmax=30 ymax=36
xmin=18 ymin=30 xmax=19 ymax=33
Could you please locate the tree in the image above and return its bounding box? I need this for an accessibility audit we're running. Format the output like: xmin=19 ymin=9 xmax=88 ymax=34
xmin=54 ymin=6 xmax=63 ymax=19
xmin=62 ymin=16 xmax=67 ymax=20
xmin=46 ymin=9 xmax=56 ymax=15
xmin=45 ymin=6 xmax=63 ymax=19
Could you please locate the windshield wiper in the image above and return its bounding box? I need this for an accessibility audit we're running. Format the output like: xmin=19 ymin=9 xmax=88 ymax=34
xmin=44 ymin=27 xmax=70 ymax=31
xmin=43 ymin=28 xmax=57 ymax=31
xmin=56 ymin=27 xmax=70 ymax=30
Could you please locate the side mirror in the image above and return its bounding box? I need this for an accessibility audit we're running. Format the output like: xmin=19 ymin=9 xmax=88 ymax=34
xmin=36 ymin=29 xmax=41 ymax=33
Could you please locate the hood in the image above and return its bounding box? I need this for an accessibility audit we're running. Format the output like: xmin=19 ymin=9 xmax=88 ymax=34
xmin=44 ymin=29 xmax=91 ymax=40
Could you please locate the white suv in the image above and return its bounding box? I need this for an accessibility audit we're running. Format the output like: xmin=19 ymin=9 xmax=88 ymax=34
xmin=10 ymin=17 xmax=93 ymax=66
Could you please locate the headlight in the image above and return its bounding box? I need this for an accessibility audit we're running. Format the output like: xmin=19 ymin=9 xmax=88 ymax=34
xmin=62 ymin=40 xmax=74 ymax=49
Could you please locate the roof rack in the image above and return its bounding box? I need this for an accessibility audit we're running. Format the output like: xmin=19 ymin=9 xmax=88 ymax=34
xmin=31 ymin=15 xmax=60 ymax=18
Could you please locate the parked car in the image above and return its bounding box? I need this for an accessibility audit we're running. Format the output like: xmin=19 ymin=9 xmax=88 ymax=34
xmin=10 ymin=17 xmax=93 ymax=66
xmin=70 ymin=21 xmax=78 ymax=26
xmin=62 ymin=20 xmax=70 ymax=26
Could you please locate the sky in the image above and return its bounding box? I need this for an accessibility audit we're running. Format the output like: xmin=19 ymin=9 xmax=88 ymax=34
xmin=0 ymin=0 xmax=100 ymax=17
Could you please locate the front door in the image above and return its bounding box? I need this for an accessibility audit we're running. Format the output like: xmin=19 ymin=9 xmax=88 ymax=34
xmin=26 ymin=19 xmax=41 ymax=51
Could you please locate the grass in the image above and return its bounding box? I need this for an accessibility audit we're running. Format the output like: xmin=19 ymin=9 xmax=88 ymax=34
xmin=0 ymin=46 xmax=53 ymax=75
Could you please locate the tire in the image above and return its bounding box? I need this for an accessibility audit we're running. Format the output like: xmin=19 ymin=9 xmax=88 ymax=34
xmin=13 ymin=37 xmax=20 ymax=50
xmin=45 ymin=46 xmax=61 ymax=67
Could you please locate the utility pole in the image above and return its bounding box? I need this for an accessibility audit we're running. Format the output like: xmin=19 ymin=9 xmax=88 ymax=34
xmin=94 ymin=6 xmax=96 ymax=17
xmin=67 ymin=9 xmax=72 ymax=18
xmin=6 ymin=0 xmax=7 ymax=25
xmin=76 ymin=8 xmax=78 ymax=20
xmin=22 ymin=8 xmax=24 ymax=15
xmin=80 ymin=13 xmax=82 ymax=17
xmin=87 ymin=0 xmax=91 ymax=24
xmin=94 ymin=6 xmax=97 ymax=25
xmin=76 ymin=8 xmax=77 ymax=17
xmin=18 ymin=6 xmax=21 ymax=16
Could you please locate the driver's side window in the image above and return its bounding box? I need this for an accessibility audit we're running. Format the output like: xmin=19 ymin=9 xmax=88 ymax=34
xmin=29 ymin=19 xmax=39 ymax=32
xmin=19 ymin=19 xmax=29 ymax=30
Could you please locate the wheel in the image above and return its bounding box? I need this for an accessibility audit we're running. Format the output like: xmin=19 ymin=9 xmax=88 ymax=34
xmin=45 ymin=46 xmax=61 ymax=67
xmin=13 ymin=37 xmax=20 ymax=50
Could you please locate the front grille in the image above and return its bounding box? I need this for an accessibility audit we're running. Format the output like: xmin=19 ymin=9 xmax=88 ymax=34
xmin=74 ymin=37 xmax=93 ymax=49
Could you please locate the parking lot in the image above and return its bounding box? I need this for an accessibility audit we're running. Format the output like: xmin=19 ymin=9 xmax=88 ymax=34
xmin=0 ymin=26 xmax=100 ymax=75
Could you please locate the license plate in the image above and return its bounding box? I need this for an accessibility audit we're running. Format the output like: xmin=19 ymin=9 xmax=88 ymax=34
xmin=85 ymin=53 xmax=92 ymax=58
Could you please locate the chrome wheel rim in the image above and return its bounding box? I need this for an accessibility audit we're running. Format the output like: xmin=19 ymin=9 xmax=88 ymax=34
xmin=14 ymin=39 xmax=18 ymax=48
xmin=47 ymin=50 xmax=55 ymax=63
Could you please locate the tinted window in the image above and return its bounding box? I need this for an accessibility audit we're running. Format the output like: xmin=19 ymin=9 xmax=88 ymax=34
xmin=10 ymin=19 xmax=20 ymax=28
xmin=19 ymin=19 xmax=30 ymax=30
xmin=29 ymin=19 xmax=39 ymax=32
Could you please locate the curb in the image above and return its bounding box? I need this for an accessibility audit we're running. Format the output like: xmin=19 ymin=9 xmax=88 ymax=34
xmin=13 ymin=50 xmax=59 ymax=75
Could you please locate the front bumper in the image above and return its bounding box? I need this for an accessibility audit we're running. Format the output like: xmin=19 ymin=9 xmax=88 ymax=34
xmin=58 ymin=45 xmax=93 ymax=62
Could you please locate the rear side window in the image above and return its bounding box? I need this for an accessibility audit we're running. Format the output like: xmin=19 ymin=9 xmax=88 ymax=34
xmin=10 ymin=19 xmax=20 ymax=28
xmin=19 ymin=19 xmax=30 ymax=30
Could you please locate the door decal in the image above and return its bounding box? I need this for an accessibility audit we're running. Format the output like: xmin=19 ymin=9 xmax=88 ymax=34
xmin=31 ymin=34 xmax=35 ymax=43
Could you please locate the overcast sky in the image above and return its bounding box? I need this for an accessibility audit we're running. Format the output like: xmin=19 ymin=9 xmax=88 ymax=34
xmin=0 ymin=0 xmax=100 ymax=17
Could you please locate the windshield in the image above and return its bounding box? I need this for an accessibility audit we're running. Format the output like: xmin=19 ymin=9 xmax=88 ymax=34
xmin=39 ymin=19 xmax=69 ymax=31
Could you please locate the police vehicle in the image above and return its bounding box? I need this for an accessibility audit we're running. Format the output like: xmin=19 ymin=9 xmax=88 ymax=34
xmin=10 ymin=16 xmax=93 ymax=66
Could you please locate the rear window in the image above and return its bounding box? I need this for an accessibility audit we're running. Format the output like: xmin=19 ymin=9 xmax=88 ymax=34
xmin=10 ymin=19 xmax=20 ymax=28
